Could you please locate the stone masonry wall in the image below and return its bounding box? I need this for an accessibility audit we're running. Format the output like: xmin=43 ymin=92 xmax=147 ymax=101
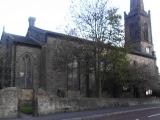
xmin=127 ymin=53 xmax=156 ymax=71
xmin=37 ymin=89 xmax=160 ymax=115
xmin=127 ymin=53 xmax=155 ymax=66
xmin=45 ymin=37 xmax=86 ymax=97
xmin=0 ymin=87 xmax=18 ymax=118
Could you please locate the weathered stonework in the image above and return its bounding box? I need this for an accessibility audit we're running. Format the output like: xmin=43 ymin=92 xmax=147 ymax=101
xmin=127 ymin=53 xmax=156 ymax=71
xmin=45 ymin=37 xmax=85 ymax=97
xmin=0 ymin=0 xmax=159 ymax=118
xmin=0 ymin=87 xmax=18 ymax=118
xmin=37 ymin=88 xmax=160 ymax=115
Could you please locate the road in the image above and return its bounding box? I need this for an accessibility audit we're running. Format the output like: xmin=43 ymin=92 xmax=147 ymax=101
xmin=90 ymin=106 xmax=160 ymax=120
xmin=8 ymin=105 xmax=160 ymax=120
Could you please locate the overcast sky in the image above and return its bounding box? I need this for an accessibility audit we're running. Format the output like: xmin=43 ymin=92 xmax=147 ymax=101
xmin=0 ymin=0 xmax=160 ymax=70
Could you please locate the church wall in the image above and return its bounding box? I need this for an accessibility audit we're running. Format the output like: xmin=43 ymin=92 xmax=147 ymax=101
xmin=140 ymin=41 xmax=153 ymax=54
xmin=45 ymin=35 xmax=157 ymax=98
xmin=45 ymin=37 xmax=68 ymax=97
xmin=127 ymin=53 xmax=156 ymax=71
xmin=0 ymin=43 xmax=8 ymax=88
xmin=45 ymin=36 xmax=86 ymax=97
xmin=14 ymin=45 xmax=41 ymax=89
xmin=127 ymin=53 xmax=158 ymax=93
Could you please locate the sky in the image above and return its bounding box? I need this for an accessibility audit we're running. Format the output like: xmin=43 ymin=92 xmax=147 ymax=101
xmin=0 ymin=0 xmax=160 ymax=70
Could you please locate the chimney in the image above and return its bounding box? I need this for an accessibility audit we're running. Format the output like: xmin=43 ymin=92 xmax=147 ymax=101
xmin=28 ymin=17 xmax=36 ymax=27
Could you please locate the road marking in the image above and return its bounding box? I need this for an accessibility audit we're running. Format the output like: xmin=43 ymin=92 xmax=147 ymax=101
xmin=148 ymin=113 xmax=160 ymax=118
xmin=135 ymin=119 xmax=140 ymax=120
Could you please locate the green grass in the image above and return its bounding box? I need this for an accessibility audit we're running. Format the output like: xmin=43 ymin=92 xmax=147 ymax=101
xmin=20 ymin=105 xmax=33 ymax=114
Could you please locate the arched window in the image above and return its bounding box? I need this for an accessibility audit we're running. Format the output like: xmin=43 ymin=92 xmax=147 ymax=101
xmin=143 ymin=23 xmax=149 ymax=41
xmin=22 ymin=54 xmax=33 ymax=88
xmin=67 ymin=58 xmax=79 ymax=91
xmin=129 ymin=23 xmax=139 ymax=40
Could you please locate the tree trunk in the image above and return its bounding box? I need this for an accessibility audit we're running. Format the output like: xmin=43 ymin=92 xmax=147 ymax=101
xmin=95 ymin=47 xmax=101 ymax=97
xmin=85 ymin=58 xmax=90 ymax=97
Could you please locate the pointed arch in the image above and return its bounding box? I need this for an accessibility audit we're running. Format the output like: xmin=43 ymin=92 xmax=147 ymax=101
xmin=143 ymin=23 xmax=149 ymax=41
xmin=20 ymin=53 xmax=33 ymax=88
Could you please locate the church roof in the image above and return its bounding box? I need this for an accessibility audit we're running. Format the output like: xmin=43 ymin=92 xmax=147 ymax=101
xmin=1 ymin=32 xmax=41 ymax=47
xmin=28 ymin=26 xmax=93 ymax=44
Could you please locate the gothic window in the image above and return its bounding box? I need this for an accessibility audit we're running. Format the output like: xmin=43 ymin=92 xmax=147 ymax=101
xmin=22 ymin=54 xmax=33 ymax=88
xmin=129 ymin=23 xmax=134 ymax=39
xmin=143 ymin=23 xmax=149 ymax=41
xmin=129 ymin=23 xmax=139 ymax=40
xmin=68 ymin=59 xmax=79 ymax=91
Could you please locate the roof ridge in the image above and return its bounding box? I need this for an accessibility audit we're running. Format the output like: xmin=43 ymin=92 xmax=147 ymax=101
xmin=30 ymin=26 xmax=89 ymax=42
xmin=4 ymin=32 xmax=25 ymax=38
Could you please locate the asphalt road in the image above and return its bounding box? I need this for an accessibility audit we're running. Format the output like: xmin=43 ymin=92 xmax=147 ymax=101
xmin=91 ymin=107 xmax=160 ymax=120
xmin=7 ymin=104 xmax=160 ymax=120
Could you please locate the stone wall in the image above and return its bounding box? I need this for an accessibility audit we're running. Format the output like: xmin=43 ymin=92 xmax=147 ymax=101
xmin=37 ymin=89 xmax=160 ymax=115
xmin=0 ymin=87 xmax=18 ymax=118
xmin=45 ymin=37 xmax=68 ymax=96
xmin=127 ymin=53 xmax=156 ymax=71
xmin=45 ymin=37 xmax=86 ymax=97
xmin=127 ymin=53 xmax=155 ymax=66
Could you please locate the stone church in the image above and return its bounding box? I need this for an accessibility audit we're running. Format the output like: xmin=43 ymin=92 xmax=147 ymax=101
xmin=0 ymin=0 xmax=158 ymax=98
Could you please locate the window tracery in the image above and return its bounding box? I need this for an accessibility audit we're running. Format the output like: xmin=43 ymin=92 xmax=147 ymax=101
xmin=22 ymin=54 xmax=33 ymax=88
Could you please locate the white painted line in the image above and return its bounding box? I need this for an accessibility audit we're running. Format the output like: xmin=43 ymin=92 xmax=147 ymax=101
xmin=135 ymin=119 xmax=140 ymax=120
xmin=107 ymin=107 xmax=160 ymax=116
xmin=148 ymin=113 xmax=160 ymax=118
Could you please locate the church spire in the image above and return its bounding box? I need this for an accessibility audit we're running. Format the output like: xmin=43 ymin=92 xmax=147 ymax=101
xmin=130 ymin=0 xmax=144 ymax=12
xmin=125 ymin=0 xmax=154 ymax=56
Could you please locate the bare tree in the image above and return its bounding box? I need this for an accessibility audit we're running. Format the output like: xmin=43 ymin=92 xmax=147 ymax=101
xmin=69 ymin=0 xmax=124 ymax=45
xmin=66 ymin=0 xmax=124 ymax=97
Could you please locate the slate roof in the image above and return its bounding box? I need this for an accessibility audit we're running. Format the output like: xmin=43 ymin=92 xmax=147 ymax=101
xmin=29 ymin=26 xmax=93 ymax=44
xmin=2 ymin=32 xmax=41 ymax=47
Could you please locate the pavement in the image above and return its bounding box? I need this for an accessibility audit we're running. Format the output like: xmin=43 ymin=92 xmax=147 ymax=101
xmin=4 ymin=104 xmax=160 ymax=120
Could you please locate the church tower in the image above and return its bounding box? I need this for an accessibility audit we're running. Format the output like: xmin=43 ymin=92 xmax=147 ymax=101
xmin=125 ymin=0 xmax=154 ymax=56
